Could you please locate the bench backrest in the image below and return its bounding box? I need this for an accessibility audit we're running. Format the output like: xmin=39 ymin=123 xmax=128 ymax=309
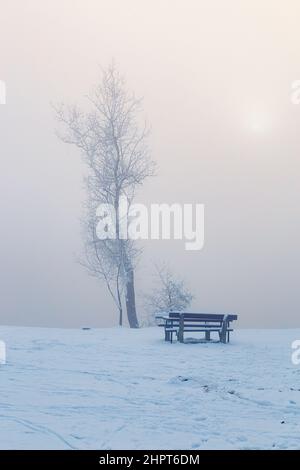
xmin=168 ymin=312 xmax=238 ymax=322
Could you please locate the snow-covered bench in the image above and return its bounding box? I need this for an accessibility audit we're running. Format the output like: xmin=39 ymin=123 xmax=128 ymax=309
xmin=157 ymin=312 xmax=238 ymax=344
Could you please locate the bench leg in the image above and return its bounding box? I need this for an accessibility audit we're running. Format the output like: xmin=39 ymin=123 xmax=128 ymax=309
xmin=178 ymin=330 xmax=184 ymax=343
xmin=220 ymin=330 xmax=227 ymax=343
xmin=165 ymin=329 xmax=169 ymax=342
xmin=220 ymin=317 xmax=229 ymax=343
xmin=205 ymin=331 xmax=211 ymax=341
xmin=178 ymin=314 xmax=184 ymax=343
xmin=218 ymin=331 xmax=225 ymax=342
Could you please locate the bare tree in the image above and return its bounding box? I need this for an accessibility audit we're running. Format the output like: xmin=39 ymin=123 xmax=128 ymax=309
xmin=146 ymin=264 xmax=193 ymax=322
xmin=55 ymin=64 xmax=155 ymax=327
xmin=79 ymin=205 xmax=125 ymax=326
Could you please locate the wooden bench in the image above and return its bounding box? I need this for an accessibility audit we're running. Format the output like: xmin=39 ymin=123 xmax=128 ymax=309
xmin=157 ymin=312 xmax=238 ymax=344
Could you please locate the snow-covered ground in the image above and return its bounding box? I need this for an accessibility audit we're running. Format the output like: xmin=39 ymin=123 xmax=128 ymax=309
xmin=0 ymin=326 xmax=299 ymax=450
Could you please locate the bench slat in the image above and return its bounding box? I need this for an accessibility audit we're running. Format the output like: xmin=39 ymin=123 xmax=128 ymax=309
xmin=168 ymin=312 xmax=237 ymax=321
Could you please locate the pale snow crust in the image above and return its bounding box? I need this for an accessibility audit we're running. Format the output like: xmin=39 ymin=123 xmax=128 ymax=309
xmin=0 ymin=326 xmax=299 ymax=450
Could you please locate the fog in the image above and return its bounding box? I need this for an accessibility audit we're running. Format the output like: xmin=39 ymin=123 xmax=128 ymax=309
xmin=0 ymin=0 xmax=299 ymax=328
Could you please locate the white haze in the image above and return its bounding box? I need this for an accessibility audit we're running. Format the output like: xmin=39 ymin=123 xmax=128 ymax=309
xmin=0 ymin=0 xmax=299 ymax=327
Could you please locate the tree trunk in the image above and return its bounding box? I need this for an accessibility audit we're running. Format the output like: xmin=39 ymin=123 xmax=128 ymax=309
xmin=118 ymin=307 xmax=123 ymax=326
xmin=116 ymin=197 xmax=139 ymax=328
xmin=116 ymin=272 xmax=123 ymax=327
xmin=125 ymin=263 xmax=139 ymax=328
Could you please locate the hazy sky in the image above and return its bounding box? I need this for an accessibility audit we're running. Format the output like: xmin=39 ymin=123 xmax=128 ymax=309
xmin=0 ymin=0 xmax=299 ymax=328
